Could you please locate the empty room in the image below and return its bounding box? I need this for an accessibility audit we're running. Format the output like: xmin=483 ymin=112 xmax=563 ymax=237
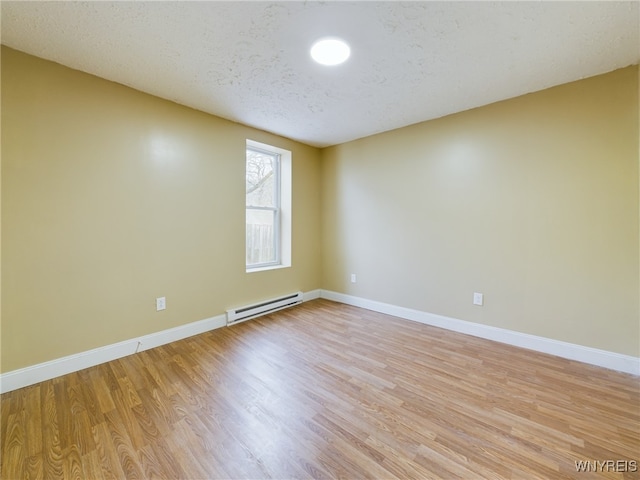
xmin=1 ymin=1 xmax=639 ymax=479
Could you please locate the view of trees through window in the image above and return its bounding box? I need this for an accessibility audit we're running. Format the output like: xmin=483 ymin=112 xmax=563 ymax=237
xmin=246 ymin=147 xmax=280 ymax=267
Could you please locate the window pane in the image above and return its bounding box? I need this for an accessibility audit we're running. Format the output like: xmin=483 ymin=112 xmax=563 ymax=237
xmin=245 ymin=140 xmax=290 ymax=271
xmin=246 ymin=149 xmax=278 ymax=208
xmin=246 ymin=208 xmax=277 ymax=265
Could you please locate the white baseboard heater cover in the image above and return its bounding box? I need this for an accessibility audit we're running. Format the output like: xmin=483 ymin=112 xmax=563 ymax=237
xmin=226 ymin=291 xmax=303 ymax=326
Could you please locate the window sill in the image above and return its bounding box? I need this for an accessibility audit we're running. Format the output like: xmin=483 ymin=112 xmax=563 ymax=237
xmin=246 ymin=263 xmax=291 ymax=274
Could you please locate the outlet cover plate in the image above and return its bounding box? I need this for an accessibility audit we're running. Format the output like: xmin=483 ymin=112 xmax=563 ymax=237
xmin=473 ymin=292 xmax=484 ymax=306
xmin=156 ymin=297 xmax=166 ymax=311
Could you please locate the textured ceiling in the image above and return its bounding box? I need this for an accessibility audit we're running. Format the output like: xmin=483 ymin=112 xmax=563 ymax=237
xmin=1 ymin=1 xmax=639 ymax=148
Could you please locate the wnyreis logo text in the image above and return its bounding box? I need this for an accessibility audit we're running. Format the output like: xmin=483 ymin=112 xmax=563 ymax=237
xmin=575 ymin=460 xmax=637 ymax=473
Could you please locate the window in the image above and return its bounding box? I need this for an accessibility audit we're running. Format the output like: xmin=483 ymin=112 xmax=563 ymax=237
xmin=246 ymin=140 xmax=291 ymax=271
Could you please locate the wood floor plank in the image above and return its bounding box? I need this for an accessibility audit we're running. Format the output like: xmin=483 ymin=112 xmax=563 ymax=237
xmin=103 ymin=409 xmax=145 ymax=479
xmin=24 ymin=453 xmax=44 ymax=480
xmin=76 ymin=369 xmax=106 ymax=428
xmin=80 ymin=449 xmax=104 ymax=480
xmin=109 ymin=388 xmax=147 ymax=452
xmin=133 ymin=389 xmax=178 ymax=439
xmin=145 ymin=438 xmax=188 ymax=480
xmin=1 ymin=412 xmax=27 ymax=480
xmin=136 ymin=443 xmax=167 ymax=480
xmin=40 ymin=382 xmax=64 ymax=479
xmin=91 ymin=422 xmax=126 ymax=480
xmin=88 ymin=371 xmax=116 ymax=415
xmin=62 ymin=444 xmax=84 ymax=480
xmin=2 ymin=299 xmax=638 ymax=479
xmin=23 ymin=386 xmax=43 ymax=459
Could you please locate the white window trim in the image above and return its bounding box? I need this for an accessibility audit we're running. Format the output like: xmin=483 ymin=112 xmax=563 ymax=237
xmin=246 ymin=139 xmax=291 ymax=273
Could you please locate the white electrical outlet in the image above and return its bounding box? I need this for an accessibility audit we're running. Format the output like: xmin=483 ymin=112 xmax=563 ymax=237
xmin=350 ymin=273 xmax=357 ymax=283
xmin=156 ymin=297 xmax=166 ymax=311
xmin=473 ymin=292 xmax=484 ymax=306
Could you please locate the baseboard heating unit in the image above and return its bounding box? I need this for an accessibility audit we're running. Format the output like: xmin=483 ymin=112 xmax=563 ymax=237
xmin=226 ymin=291 xmax=303 ymax=326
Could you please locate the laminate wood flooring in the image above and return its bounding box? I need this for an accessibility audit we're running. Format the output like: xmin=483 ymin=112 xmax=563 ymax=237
xmin=2 ymin=299 xmax=639 ymax=479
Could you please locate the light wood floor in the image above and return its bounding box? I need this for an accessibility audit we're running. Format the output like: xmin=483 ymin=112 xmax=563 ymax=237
xmin=2 ymin=299 xmax=638 ymax=479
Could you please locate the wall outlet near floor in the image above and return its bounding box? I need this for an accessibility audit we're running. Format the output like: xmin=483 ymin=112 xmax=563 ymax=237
xmin=473 ymin=292 xmax=484 ymax=306
xmin=350 ymin=273 xmax=357 ymax=283
xmin=156 ymin=297 xmax=166 ymax=311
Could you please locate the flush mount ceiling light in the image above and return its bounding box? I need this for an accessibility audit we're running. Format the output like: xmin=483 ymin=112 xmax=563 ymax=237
xmin=310 ymin=37 xmax=351 ymax=66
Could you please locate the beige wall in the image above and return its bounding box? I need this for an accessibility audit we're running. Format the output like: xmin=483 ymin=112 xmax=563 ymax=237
xmin=1 ymin=47 xmax=322 ymax=372
xmin=2 ymin=46 xmax=638 ymax=374
xmin=321 ymin=66 xmax=639 ymax=356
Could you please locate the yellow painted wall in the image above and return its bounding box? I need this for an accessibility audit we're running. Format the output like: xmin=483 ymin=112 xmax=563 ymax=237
xmin=2 ymin=46 xmax=638 ymax=373
xmin=321 ymin=66 xmax=639 ymax=356
xmin=1 ymin=47 xmax=322 ymax=372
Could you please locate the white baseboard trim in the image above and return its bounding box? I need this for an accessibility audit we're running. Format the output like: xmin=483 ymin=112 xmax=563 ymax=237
xmin=0 ymin=290 xmax=322 ymax=394
xmin=303 ymin=289 xmax=321 ymax=302
xmin=320 ymin=290 xmax=640 ymax=376
xmin=5 ymin=289 xmax=635 ymax=394
xmin=0 ymin=314 xmax=227 ymax=394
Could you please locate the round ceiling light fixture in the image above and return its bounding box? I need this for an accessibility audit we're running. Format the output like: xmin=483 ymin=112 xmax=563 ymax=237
xmin=310 ymin=37 xmax=351 ymax=66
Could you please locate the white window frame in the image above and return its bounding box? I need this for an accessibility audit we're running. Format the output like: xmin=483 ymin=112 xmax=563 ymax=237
xmin=246 ymin=146 xmax=281 ymax=268
xmin=246 ymin=139 xmax=291 ymax=272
